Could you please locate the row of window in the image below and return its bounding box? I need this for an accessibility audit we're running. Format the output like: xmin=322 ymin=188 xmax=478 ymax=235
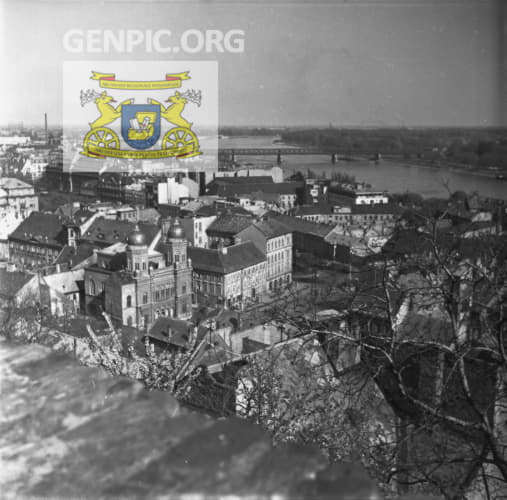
xmin=10 ymin=243 xmax=56 ymax=255
xmin=267 ymin=235 xmax=290 ymax=252
xmin=303 ymin=213 xmax=394 ymax=224
xmin=125 ymin=284 xmax=188 ymax=307
xmin=267 ymin=249 xmax=290 ymax=264
xmin=193 ymin=281 xmax=223 ymax=296
xmin=269 ymin=261 xmax=289 ymax=276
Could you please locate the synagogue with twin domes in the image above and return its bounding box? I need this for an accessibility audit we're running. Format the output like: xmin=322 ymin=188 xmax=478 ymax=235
xmin=84 ymin=217 xmax=193 ymax=330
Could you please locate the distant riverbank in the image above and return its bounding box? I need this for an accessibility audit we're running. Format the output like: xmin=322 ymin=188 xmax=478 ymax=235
xmin=384 ymin=156 xmax=505 ymax=180
xmin=219 ymin=136 xmax=507 ymax=200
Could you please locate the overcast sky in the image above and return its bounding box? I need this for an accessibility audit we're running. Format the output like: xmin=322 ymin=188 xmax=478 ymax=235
xmin=0 ymin=0 xmax=502 ymax=128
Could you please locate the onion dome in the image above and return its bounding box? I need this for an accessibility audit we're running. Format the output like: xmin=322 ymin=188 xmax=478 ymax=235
xmin=127 ymin=224 xmax=146 ymax=246
xmin=167 ymin=218 xmax=185 ymax=239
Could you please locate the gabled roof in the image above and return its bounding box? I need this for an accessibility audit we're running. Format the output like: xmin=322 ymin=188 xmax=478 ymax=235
xmin=207 ymin=177 xmax=302 ymax=198
xmin=244 ymin=218 xmax=291 ymax=239
xmin=55 ymin=242 xmax=96 ymax=268
xmin=243 ymin=191 xmax=280 ymax=203
xmin=137 ymin=208 xmax=161 ymax=224
xmin=350 ymin=203 xmax=401 ymax=215
xmin=189 ymin=241 xmax=266 ymax=274
xmin=295 ymin=204 xmax=333 ymax=216
xmin=80 ymin=218 xmax=159 ymax=247
xmin=180 ymin=200 xmax=204 ymax=214
xmin=9 ymin=212 xmax=67 ymax=247
xmin=267 ymin=212 xmax=334 ymax=238
xmin=206 ymin=214 xmax=254 ymax=236
xmin=157 ymin=204 xmax=182 ymax=219
xmin=145 ymin=317 xmax=201 ymax=348
xmin=0 ymin=177 xmax=33 ymax=190
xmin=195 ymin=203 xmax=251 ymax=218
xmin=42 ymin=269 xmax=83 ymax=295
xmin=54 ymin=204 xmax=95 ymax=223
xmin=0 ymin=269 xmax=35 ymax=300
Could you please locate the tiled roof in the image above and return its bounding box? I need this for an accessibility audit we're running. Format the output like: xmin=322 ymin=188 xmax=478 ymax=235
xmin=180 ymin=200 xmax=204 ymax=214
xmin=207 ymin=181 xmax=302 ymax=198
xmin=42 ymin=269 xmax=83 ymax=295
xmin=0 ymin=269 xmax=35 ymax=300
xmin=137 ymin=208 xmax=161 ymax=224
xmin=158 ymin=204 xmax=182 ymax=219
xmin=206 ymin=214 xmax=254 ymax=236
xmin=243 ymin=191 xmax=280 ymax=203
xmin=248 ymin=218 xmax=291 ymax=239
xmin=54 ymin=204 xmax=95 ymax=223
xmin=189 ymin=241 xmax=266 ymax=274
xmin=0 ymin=177 xmax=33 ymax=190
xmin=295 ymin=204 xmax=333 ymax=216
xmin=195 ymin=203 xmax=251 ymax=218
xmin=267 ymin=213 xmax=334 ymax=238
xmin=80 ymin=218 xmax=159 ymax=247
xmin=350 ymin=203 xmax=400 ymax=215
xmin=9 ymin=212 xmax=67 ymax=247
xmin=145 ymin=317 xmax=200 ymax=348
xmin=55 ymin=242 xmax=96 ymax=267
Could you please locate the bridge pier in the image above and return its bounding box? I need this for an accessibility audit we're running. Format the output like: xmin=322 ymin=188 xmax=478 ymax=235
xmin=231 ymin=152 xmax=236 ymax=164
xmin=331 ymin=153 xmax=337 ymax=164
xmin=276 ymin=150 xmax=282 ymax=165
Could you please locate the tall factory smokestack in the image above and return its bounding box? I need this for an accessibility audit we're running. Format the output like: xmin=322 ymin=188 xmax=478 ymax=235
xmin=44 ymin=112 xmax=48 ymax=144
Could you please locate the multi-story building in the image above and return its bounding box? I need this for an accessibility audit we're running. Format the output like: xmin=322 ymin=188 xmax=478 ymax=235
xmin=189 ymin=242 xmax=266 ymax=308
xmin=235 ymin=218 xmax=293 ymax=291
xmin=206 ymin=177 xmax=302 ymax=213
xmin=180 ymin=213 xmax=217 ymax=248
xmin=327 ymin=184 xmax=389 ymax=206
xmin=8 ymin=212 xmax=68 ymax=270
xmin=206 ymin=213 xmax=255 ymax=248
xmin=21 ymin=154 xmax=48 ymax=179
xmin=214 ymin=165 xmax=284 ymax=183
xmin=295 ymin=203 xmax=400 ymax=229
xmin=0 ymin=178 xmax=38 ymax=218
xmin=85 ymin=219 xmax=192 ymax=327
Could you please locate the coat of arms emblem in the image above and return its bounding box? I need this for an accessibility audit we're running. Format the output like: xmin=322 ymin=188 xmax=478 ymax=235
xmin=79 ymin=71 xmax=202 ymax=159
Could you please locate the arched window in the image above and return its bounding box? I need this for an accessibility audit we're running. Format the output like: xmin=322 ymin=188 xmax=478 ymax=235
xmin=127 ymin=316 xmax=133 ymax=326
xmin=143 ymin=292 xmax=148 ymax=304
xmin=126 ymin=295 xmax=132 ymax=308
xmin=89 ymin=279 xmax=96 ymax=295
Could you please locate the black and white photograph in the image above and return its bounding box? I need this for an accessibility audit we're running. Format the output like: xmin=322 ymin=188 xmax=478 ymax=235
xmin=1 ymin=1 xmax=506 ymax=498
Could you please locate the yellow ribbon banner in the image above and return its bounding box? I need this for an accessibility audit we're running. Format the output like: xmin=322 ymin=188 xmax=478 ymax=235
xmin=81 ymin=144 xmax=201 ymax=159
xmin=90 ymin=71 xmax=190 ymax=90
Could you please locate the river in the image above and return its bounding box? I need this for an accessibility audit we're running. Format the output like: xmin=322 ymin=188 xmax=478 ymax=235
xmin=218 ymin=136 xmax=507 ymax=200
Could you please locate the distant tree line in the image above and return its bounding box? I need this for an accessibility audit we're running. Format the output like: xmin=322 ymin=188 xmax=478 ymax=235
xmin=280 ymin=128 xmax=507 ymax=167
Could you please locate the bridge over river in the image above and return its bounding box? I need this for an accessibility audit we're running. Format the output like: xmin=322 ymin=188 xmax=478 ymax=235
xmin=218 ymin=147 xmax=380 ymax=164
